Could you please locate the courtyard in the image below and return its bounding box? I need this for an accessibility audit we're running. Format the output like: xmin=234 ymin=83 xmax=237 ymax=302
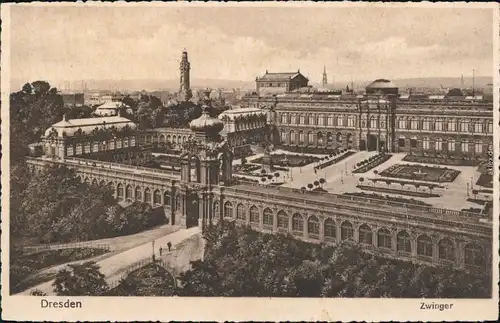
xmin=379 ymin=164 xmax=461 ymax=183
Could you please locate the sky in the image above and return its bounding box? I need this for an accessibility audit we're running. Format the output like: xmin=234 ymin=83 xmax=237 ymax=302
xmin=8 ymin=5 xmax=495 ymax=87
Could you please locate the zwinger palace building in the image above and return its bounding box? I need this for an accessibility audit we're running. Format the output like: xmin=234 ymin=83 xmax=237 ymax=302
xmin=25 ymin=54 xmax=492 ymax=272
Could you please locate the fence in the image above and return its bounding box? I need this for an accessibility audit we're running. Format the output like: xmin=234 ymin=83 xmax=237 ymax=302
xmin=107 ymin=257 xmax=177 ymax=290
xmin=16 ymin=241 xmax=111 ymax=255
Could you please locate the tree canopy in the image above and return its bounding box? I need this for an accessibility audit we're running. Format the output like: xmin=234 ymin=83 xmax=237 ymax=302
xmin=176 ymin=222 xmax=491 ymax=298
xmin=53 ymin=261 xmax=109 ymax=296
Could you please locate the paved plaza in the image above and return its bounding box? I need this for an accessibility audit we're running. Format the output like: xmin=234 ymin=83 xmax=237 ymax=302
xmin=236 ymin=150 xmax=490 ymax=212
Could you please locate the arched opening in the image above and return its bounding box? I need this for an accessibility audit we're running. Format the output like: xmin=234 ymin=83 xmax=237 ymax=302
xmin=135 ymin=186 xmax=142 ymax=201
xmin=438 ymin=238 xmax=455 ymax=262
xmin=324 ymin=219 xmax=336 ymax=240
xmin=213 ymin=201 xmax=220 ymax=218
xmin=465 ymin=243 xmax=485 ymax=268
xmin=189 ymin=155 xmax=201 ymax=183
xmin=292 ymin=213 xmax=304 ymax=233
xmin=397 ymin=231 xmax=411 ymax=253
xmin=144 ymin=188 xmax=151 ymax=204
xmin=125 ymin=185 xmax=133 ymax=200
xmin=377 ymin=228 xmax=392 ymax=249
xmin=224 ymin=201 xmax=233 ymax=218
xmin=186 ymin=192 xmax=199 ymax=228
xmin=249 ymin=206 xmax=259 ymax=224
xmin=417 ymin=235 xmax=433 ymax=258
xmin=341 ymin=221 xmax=354 ymax=241
xmin=117 ymin=183 xmax=124 ymax=201
xmin=307 ymin=215 xmax=320 ymax=237
xmin=236 ymin=203 xmax=246 ymax=221
xmin=359 ymin=224 xmax=372 ymax=245
xmin=163 ymin=191 xmax=171 ymax=206
xmin=277 ymin=210 xmax=288 ymax=230
xmin=153 ymin=190 xmax=162 ymax=205
xmin=263 ymin=208 xmax=273 ymax=227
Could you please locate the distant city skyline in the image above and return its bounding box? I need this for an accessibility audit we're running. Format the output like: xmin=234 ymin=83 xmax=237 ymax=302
xmin=9 ymin=5 xmax=494 ymax=88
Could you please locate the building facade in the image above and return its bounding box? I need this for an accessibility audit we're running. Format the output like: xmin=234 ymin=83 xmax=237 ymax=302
xmin=243 ymin=80 xmax=493 ymax=158
xmin=256 ymin=70 xmax=309 ymax=94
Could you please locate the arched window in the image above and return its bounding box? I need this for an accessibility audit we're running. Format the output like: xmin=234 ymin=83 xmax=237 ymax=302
xmin=447 ymin=119 xmax=456 ymax=132
xmin=347 ymin=115 xmax=355 ymax=127
xmin=299 ymin=131 xmax=304 ymax=144
xmin=163 ymin=191 xmax=171 ymax=206
xmin=447 ymin=138 xmax=455 ymax=151
xmin=307 ymin=132 xmax=314 ymax=145
xmin=224 ymin=202 xmax=233 ymax=218
xmin=337 ymin=115 xmax=344 ymax=127
xmin=280 ymin=130 xmax=287 ymax=143
xmin=417 ymin=235 xmax=433 ymax=257
xmin=370 ymin=116 xmax=377 ymax=129
xmin=250 ymin=206 xmax=259 ymax=224
xmin=289 ymin=130 xmax=295 ymax=144
xmin=317 ymin=132 xmax=324 ymax=146
xmin=397 ymin=231 xmax=411 ymax=253
xmin=153 ymin=190 xmax=162 ymax=205
xmin=281 ymin=113 xmax=287 ymax=124
xmin=135 ymin=186 xmax=142 ymax=201
xmin=117 ymin=183 xmax=124 ymax=200
xmin=377 ymin=228 xmax=392 ymax=249
xmin=461 ymin=139 xmax=469 ymax=153
xmin=236 ymin=204 xmax=246 ymax=221
xmin=359 ymin=224 xmax=373 ymax=245
xmin=459 ymin=119 xmax=469 ymax=133
xmin=277 ymin=211 xmax=288 ymax=229
xmin=435 ymin=119 xmax=443 ymax=131
xmin=328 ymin=115 xmax=335 ymax=126
xmin=125 ymin=185 xmax=133 ymax=200
xmin=422 ymin=118 xmax=430 ymax=130
xmin=422 ymin=137 xmax=430 ymax=150
xmin=341 ymin=221 xmax=354 ymax=240
xmin=487 ymin=121 xmax=493 ymax=133
xmin=213 ymin=202 xmax=220 ymax=218
xmin=308 ymin=114 xmax=315 ymax=125
xmin=292 ymin=213 xmax=304 ymax=232
xmin=144 ymin=188 xmax=151 ymax=203
xmin=318 ymin=114 xmax=325 ymax=126
xmin=465 ymin=243 xmax=485 ymax=267
xmin=307 ymin=216 xmax=320 ymax=235
xmin=438 ymin=238 xmax=455 ymax=261
xmin=290 ymin=114 xmax=297 ymax=124
xmin=336 ymin=132 xmax=342 ymax=143
xmin=75 ymin=143 xmax=83 ymax=155
xmin=299 ymin=114 xmax=305 ymax=124
xmin=398 ymin=118 xmax=407 ymax=129
xmin=475 ymin=139 xmax=483 ymax=154
xmin=263 ymin=208 xmax=273 ymax=226
xmin=324 ymin=219 xmax=336 ymax=239
xmin=435 ymin=138 xmax=442 ymax=151
xmin=410 ymin=118 xmax=418 ymax=130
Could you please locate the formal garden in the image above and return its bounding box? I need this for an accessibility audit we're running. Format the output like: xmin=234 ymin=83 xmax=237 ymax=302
xmin=252 ymin=153 xmax=321 ymax=168
xmin=475 ymin=173 xmax=493 ymax=188
xmin=402 ymin=153 xmax=482 ymax=167
xmin=352 ymin=153 xmax=392 ymax=173
xmin=313 ymin=149 xmax=355 ymax=171
xmin=11 ymin=247 xmax=109 ymax=294
xmin=379 ymin=164 xmax=460 ymax=183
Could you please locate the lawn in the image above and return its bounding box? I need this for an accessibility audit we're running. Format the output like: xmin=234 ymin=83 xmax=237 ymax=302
xmin=252 ymin=153 xmax=320 ymax=167
xmin=379 ymin=164 xmax=460 ymax=183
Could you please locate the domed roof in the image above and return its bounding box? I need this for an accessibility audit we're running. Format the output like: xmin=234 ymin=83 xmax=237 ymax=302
xmin=366 ymin=79 xmax=397 ymax=89
xmin=189 ymin=90 xmax=224 ymax=134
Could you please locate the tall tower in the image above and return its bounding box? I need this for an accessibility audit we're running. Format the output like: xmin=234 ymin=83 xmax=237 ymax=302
xmin=179 ymin=49 xmax=192 ymax=101
xmin=322 ymin=65 xmax=328 ymax=87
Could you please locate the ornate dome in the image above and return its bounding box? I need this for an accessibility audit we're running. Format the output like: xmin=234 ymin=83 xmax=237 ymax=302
xmin=189 ymin=89 xmax=224 ymax=134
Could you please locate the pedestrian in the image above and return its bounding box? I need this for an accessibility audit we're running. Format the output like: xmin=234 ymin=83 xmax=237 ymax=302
xmin=159 ymin=247 xmax=163 ymax=256
xmin=167 ymin=241 xmax=172 ymax=252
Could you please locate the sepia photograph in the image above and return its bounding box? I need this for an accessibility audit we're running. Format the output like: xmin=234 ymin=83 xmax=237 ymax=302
xmin=1 ymin=2 xmax=498 ymax=321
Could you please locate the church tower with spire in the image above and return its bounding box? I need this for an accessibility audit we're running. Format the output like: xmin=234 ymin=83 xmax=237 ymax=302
xmin=179 ymin=49 xmax=192 ymax=101
xmin=322 ymin=65 xmax=328 ymax=87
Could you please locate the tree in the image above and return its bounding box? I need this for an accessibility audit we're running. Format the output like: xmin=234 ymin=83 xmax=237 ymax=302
xmin=53 ymin=261 xmax=109 ymax=296
xmin=307 ymin=183 xmax=313 ymax=190
xmin=319 ymin=178 xmax=326 ymax=187
xmin=30 ymin=289 xmax=47 ymax=296
xmin=373 ymin=170 xmax=379 ymax=175
xmin=314 ymin=180 xmax=320 ymax=187
xmin=359 ymin=177 xmax=364 ymax=184
xmin=301 ymin=187 xmax=306 ymax=193
xmin=472 ymin=189 xmax=478 ymax=200
xmin=241 ymin=157 xmax=247 ymax=165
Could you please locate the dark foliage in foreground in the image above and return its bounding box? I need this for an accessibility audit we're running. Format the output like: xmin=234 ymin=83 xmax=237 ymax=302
xmin=177 ymin=222 xmax=491 ymax=298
